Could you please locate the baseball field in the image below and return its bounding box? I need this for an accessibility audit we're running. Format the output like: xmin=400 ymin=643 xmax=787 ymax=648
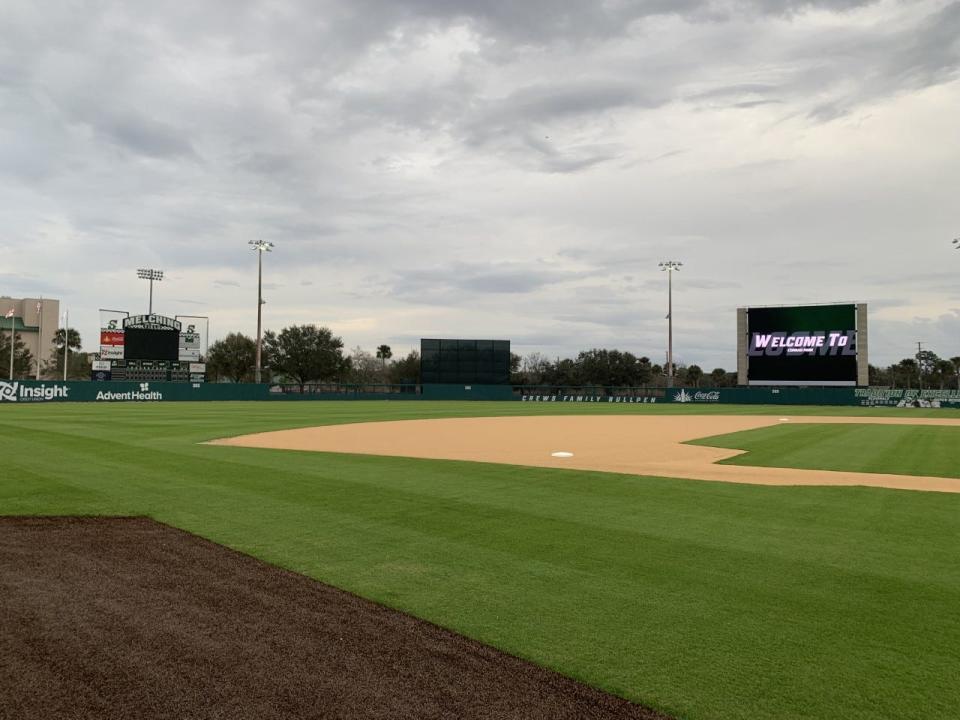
xmin=2 ymin=401 xmax=960 ymax=720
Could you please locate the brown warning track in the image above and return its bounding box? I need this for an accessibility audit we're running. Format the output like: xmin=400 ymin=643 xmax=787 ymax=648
xmin=0 ymin=517 xmax=669 ymax=720
xmin=210 ymin=415 xmax=960 ymax=493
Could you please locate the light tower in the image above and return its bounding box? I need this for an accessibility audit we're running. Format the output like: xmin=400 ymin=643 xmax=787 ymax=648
xmin=136 ymin=268 xmax=164 ymax=314
xmin=658 ymin=260 xmax=683 ymax=388
xmin=250 ymin=240 xmax=274 ymax=383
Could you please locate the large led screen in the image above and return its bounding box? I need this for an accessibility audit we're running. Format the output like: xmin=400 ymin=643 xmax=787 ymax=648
xmin=746 ymin=304 xmax=858 ymax=386
xmin=123 ymin=328 xmax=180 ymax=361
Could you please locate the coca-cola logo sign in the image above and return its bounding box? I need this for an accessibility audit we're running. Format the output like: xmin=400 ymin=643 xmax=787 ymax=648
xmin=674 ymin=389 xmax=721 ymax=403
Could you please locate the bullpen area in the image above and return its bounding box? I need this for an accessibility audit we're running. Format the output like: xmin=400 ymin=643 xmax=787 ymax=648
xmin=2 ymin=401 xmax=960 ymax=720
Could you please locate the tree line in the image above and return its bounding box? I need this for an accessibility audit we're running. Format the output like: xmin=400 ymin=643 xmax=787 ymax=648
xmin=4 ymin=323 xmax=958 ymax=390
xmin=203 ymin=327 xmax=734 ymax=388
xmin=205 ymin=327 xmax=419 ymax=390
xmin=869 ymin=350 xmax=960 ymax=390
xmin=205 ymin=327 xmax=960 ymax=390
xmin=1 ymin=328 xmax=91 ymax=380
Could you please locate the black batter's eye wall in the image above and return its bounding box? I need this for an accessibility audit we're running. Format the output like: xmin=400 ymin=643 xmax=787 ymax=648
xmin=736 ymin=303 xmax=869 ymax=387
xmin=420 ymin=339 xmax=511 ymax=385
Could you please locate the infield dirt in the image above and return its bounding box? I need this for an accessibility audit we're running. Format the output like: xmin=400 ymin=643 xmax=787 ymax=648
xmin=0 ymin=517 xmax=669 ymax=720
xmin=211 ymin=415 xmax=960 ymax=493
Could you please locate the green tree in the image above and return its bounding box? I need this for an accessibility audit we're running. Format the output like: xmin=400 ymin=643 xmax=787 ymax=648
xmin=952 ymin=357 xmax=960 ymax=390
xmin=575 ymin=349 xmax=648 ymax=387
xmin=53 ymin=327 xmax=82 ymax=352
xmin=0 ymin=331 xmax=34 ymax=379
xmin=868 ymin=364 xmax=890 ymax=387
xmin=686 ymin=364 xmax=704 ymax=387
xmin=44 ymin=328 xmax=89 ymax=379
xmin=387 ymin=350 xmax=420 ymax=384
xmin=375 ymin=344 xmax=392 ymax=368
xmin=916 ymin=350 xmax=939 ymax=387
xmin=710 ymin=368 xmax=728 ymax=387
xmin=892 ymin=358 xmax=918 ymax=389
xmin=206 ymin=332 xmax=256 ymax=383
xmin=933 ymin=359 xmax=955 ymax=390
xmin=266 ymin=325 xmax=349 ymax=391
xmin=547 ymin=357 xmax=584 ymax=386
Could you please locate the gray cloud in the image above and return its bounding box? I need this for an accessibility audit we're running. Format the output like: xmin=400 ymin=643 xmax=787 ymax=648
xmin=384 ymin=262 xmax=591 ymax=302
xmin=1 ymin=0 xmax=958 ymax=370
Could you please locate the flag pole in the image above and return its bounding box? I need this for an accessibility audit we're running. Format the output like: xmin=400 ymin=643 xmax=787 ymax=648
xmin=8 ymin=310 xmax=14 ymax=381
xmin=63 ymin=310 xmax=69 ymax=382
xmin=36 ymin=298 xmax=43 ymax=380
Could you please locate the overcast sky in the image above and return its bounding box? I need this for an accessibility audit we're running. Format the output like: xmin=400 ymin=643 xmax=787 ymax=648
xmin=2 ymin=0 xmax=958 ymax=369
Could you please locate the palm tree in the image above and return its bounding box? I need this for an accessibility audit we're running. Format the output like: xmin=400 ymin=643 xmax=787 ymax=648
xmin=686 ymin=364 xmax=703 ymax=387
xmin=376 ymin=344 xmax=392 ymax=368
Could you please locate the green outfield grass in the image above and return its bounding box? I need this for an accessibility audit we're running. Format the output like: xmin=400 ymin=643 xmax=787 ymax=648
xmin=2 ymin=401 xmax=960 ymax=720
xmin=690 ymin=423 xmax=960 ymax=479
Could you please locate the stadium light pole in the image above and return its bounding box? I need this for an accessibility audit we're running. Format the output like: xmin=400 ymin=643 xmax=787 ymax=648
xmin=659 ymin=260 xmax=683 ymax=388
xmin=250 ymin=240 xmax=274 ymax=383
xmin=137 ymin=269 xmax=164 ymax=314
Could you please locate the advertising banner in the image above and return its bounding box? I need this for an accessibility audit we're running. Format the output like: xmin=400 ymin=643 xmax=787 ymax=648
xmin=177 ymin=316 xmax=208 ymax=362
xmin=99 ymin=309 xmax=128 ymax=360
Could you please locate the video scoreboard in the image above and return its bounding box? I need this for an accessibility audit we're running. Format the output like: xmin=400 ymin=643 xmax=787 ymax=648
xmin=736 ymin=303 xmax=869 ymax=386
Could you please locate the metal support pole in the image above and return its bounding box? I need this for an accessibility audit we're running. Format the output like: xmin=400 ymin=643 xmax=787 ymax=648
xmin=249 ymin=240 xmax=273 ymax=383
xmin=667 ymin=269 xmax=673 ymax=388
xmin=149 ymin=279 xmax=153 ymax=314
xmin=917 ymin=341 xmax=923 ymax=391
xmin=255 ymin=250 xmax=263 ymax=384
xmin=36 ymin=298 xmax=43 ymax=380
xmin=8 ymin=313 xmax=13 ymax=381
xmin=658 ymin=260 xmax=682 ymax=389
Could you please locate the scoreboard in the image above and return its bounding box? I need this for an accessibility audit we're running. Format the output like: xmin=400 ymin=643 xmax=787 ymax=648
xmin=737 ymin=303 xmax=869 ymax=386
xmin=124 ymin=327 xmax=179 ymax=361
xmin=93 ymin=312 xmax=207 ymax=383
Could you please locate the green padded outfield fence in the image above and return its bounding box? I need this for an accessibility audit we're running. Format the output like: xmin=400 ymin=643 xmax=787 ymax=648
xmin=2 ymin=379 xmax=960 ymax=406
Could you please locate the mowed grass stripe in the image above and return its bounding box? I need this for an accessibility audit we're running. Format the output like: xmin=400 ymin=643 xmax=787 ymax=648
xmin=691 ymin=423 xmax=960 ymax=479
xmin=2 ymin=401 xmax=960 ymax=720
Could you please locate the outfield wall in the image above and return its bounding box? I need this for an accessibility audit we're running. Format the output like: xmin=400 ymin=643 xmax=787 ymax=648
xmin=3 ymin=379 xmax=960 ymax=407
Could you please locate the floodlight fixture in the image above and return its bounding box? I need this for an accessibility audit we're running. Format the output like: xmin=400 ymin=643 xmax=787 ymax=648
xmin=136 ymin=268 xmax=164 ymax=313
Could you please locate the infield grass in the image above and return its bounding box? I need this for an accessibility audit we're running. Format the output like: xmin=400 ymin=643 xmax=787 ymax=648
xmin=2 ymin=401 xmax=960 ymax=720
xmin=690 ymin=423 xmax=960 ymax=478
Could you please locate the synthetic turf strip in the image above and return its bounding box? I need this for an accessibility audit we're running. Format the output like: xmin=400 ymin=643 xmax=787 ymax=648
xmin=0 ymin=517 xmax=669 ymax=720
